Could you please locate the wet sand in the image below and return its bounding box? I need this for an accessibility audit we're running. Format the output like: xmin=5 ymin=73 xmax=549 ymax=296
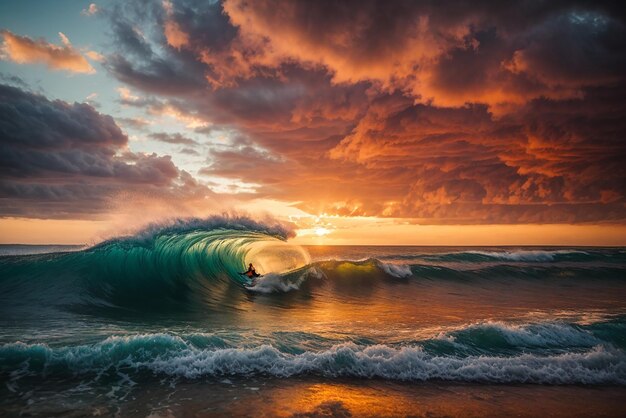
xmin=6 ymin=377 xmax=626 ymax=417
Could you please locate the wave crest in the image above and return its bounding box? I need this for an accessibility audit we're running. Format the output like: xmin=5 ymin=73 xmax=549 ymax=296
xmin=2 ymin=334 xmax=624 ymax=384
xmin=437 ymin=321 xmax=604 ymax=350
xmin=0 ymin=215 xmax=310 ymax=311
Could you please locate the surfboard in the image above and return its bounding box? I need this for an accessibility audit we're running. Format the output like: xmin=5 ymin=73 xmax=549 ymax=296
xmin=240 ymin=272 xmax=261 ymax=278
xmin=242 ymin=274 xmax=262 ymax=289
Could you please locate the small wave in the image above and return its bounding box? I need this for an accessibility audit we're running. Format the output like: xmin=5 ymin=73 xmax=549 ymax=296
xmin=361 ymin=249 xmax=619 ymax=264
xmin=311 ymin=257 xmax=626 ymax=286
xmin=420 ymin=249 xmax=593 ymax=263
xmin=1 ymin=335 xmax=624 ymax=384
xmin=437 ymin=321 xmax=603 ymax=349
xmin=463 ymin=250 xmax=589 ymax=262
xmin=315 ymin=258 xmax=414 ymax=280
xmin=376 ymin=261 xmax=412 ymax=278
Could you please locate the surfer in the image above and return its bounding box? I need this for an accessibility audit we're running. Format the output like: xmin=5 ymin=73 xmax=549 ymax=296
xmin=241 ymin=263 xmax=260 ymax=278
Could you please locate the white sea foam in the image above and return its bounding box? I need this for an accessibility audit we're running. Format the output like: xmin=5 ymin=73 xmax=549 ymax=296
xmin=3 ymin=334 xmax=625 ymax=385
xmin=464 ymin=250 xmax=588 ymax=262
xmin=377 ymin=261 xmax=413 ymax=278
xmin=246 ymin=273 xmax=303 ymax=294
xmin=246 ymin=267 xmax=323 ymax=294
xmin=129 ymin=343 xmax=626 ymax=384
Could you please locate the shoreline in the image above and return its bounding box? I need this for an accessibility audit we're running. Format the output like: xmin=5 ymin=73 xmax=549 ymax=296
xmin=3 ymin=377 xmax=626 ymax=417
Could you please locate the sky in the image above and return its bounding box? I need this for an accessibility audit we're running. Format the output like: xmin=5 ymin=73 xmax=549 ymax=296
xmin=0 ymin=0 xmax=625 ymax=245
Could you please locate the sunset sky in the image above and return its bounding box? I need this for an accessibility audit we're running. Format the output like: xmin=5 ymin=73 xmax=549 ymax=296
xmin=1 ymin=0 xmax=625 ymax=245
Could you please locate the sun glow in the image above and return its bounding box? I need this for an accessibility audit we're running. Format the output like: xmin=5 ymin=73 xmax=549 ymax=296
xmin=315 ymin=227 xmax=331 ymax=237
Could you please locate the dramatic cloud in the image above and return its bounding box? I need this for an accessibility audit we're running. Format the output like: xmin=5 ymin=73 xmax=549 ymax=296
xmin=0 ymin=30 xmax=95 ymax=74
xmin=220 ymin=0 xmax=626 ymax=108
xmin=79 ymin=0 xmax=626 ymax=223
xmin=0 ymin=84 xmax=211 ymax=218
xmin=325 ymin=88 xmax=626 ymax=222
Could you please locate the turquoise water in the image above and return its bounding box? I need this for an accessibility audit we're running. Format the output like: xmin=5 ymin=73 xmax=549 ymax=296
xmin=1 ymin=217 xmax=626 ymax=415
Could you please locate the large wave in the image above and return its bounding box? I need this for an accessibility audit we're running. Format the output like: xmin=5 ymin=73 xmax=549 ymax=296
xmin=0 ymin=216 xmax=311 ymax=312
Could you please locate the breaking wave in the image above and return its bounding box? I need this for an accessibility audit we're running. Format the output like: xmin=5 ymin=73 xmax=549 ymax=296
xmin=2 ymin=319 xmax=625 ymax=385
xmin=0 ymin=216 xmax=311 ymax=311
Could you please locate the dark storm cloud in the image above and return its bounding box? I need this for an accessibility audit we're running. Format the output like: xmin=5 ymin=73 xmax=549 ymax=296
xmin=0 ymin=84 xmax=125 ymax=151
xmin=96 ymin=2 xmax=208 ymax=96
xmin=506 ymin=11 xmax=626 ymax=86
xmin=164 ymin=0 xmax=238 ymax=50
xmin=107 ymin=12 xmax=154 ymax=58
xmin=106 ymin=53 xmax=205 ymax=96
xmin=97 ymin=0 xmax=626 ymax=223
xmin=0 ymin=84 xmax=211 ymax=218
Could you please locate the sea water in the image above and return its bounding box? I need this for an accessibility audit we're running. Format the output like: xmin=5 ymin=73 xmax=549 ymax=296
xmin=1 ymin=219 xmax=625 ymax=417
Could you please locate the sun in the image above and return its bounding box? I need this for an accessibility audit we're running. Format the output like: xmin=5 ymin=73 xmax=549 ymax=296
xmin=315 ymin=227 xmax=331 ymax=237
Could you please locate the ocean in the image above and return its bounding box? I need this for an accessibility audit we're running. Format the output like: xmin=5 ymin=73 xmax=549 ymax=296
xmin=1 ymin=218 xmax=625 ymax=417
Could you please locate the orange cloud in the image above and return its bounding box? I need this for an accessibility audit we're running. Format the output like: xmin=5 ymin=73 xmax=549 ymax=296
xmin=95 ymin=1 xmax=626 ymax=225
xmin=0 ymin=30 xmax=95 ymax=74
xmin=85 ymin=50 xmax=105 ymax=62
xmin=217 ymin=1 xmax=625 ymax=111
xmin=162 ymin=0 xmax=189 ymax=49
xmin=220 ymin=0 xmax=454 ymax=94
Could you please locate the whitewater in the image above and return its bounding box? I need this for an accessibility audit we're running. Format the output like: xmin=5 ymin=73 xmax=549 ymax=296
xmin=1 ymin=216 xmax=626 ymax=416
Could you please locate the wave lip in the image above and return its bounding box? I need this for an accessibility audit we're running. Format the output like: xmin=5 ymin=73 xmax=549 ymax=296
xmin=93 ymin=215 xmax=296 ymax=248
